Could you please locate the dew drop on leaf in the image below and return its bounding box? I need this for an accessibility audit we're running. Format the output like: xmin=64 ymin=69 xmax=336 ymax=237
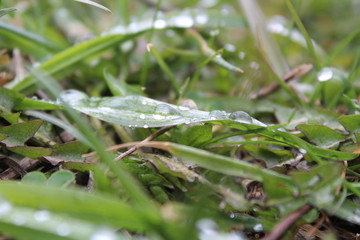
xmin=209 ymin=110 xmax=228 ymax=119
xmin=0 ymin=199 xmax=12 ymax=216
xmin=90 ymin=229 xmax=117 ymax=240
xmin=56 ymin=223 xmax=72 ymax=237
xmin=229 ymin=111 xmax=253 ymax=124
xmin=155 ymin=104 xmax=181 ymax=116
xmin=34 ymin=210 xmax=51 ymax=222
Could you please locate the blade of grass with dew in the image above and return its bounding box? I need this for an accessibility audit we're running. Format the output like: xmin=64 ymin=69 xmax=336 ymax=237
xmin=54 ymin=89 xmax=266 ymax=128
xmin=52 ymin=89 xmax=357 ymax=161
xmin=0 ymin=181 xmax=149 ymax=230
xmin=238 ymin=0 xmax=289 ymax=77
xmin=28 ymin=69 xmax=162 ymax=224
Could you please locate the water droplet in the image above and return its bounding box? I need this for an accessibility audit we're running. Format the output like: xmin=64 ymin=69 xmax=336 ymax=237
xmin=153 ymin=114 xmax=165 ymax=120
xmin=198 ymin=0 xmax=218 ymax=8
xmin=209 ymin=110 xmax=228 ymax=120
xmin=225 ymin=43 xmax=236 ymax=52
xmin=166 ymin=30 xmax=175 ymax=37
xmin=250 ymin=61 xmax=259 ymax=69
xmin=143 ymin=124 xmax=149 ymax=128
xmin=90 ymin=229 xmax=117 ymax=240
xmin=238 ymin=51 xmax=246 ymax=59
xmin=197 ymin=219 xmax=217 ymax=231
xmin=195 ymin=14 xmax=208 ymax=25
xmin=56 ymin=223 xmax=72 ymax=237
xmin=178 ymin=106 xmax=189 ymax=111
xmin=299 ymin=148 xmax=307 ymax=154
xmin=34 ymin=210 xmax=51 ymax=222
xmin=229 ymin=111 xmax=253 ymax=124
xmin=317 ymin=67 xmax=333 ymax=82
xmin=155 ymin=104 xmax=181 ymax=116
xmin=58 ymin=90 xmax=87 ymax=105
xmin=230 ymin=213 xmax=235 ymax=218
xmin=173 ymin=15 xmax=194 ymax=28
xmin=139 ymin=113 xmax=146 ymax=119
xmin=0 ymin=201 xmax=12 ymax=216
xmin=253 ymin=223 xmax=263 ymax=232
xmin=12 ymin=213 xmax=26 ymax=226
xmin=210 ymin=29 xmax=220 ymax=36
xmin=154 ymin=19 xmax=167 ymax=29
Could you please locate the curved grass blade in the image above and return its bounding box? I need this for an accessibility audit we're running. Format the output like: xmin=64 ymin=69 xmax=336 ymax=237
xmin=7 ymin=33 xmax=140 ymax=94
xmin=145 ymin=141 xmax=295 ymax=187
xmin=74 ymin=0 xmax=111 ymax=13
xmin=0 ymin=22 xmax=61 ymax=52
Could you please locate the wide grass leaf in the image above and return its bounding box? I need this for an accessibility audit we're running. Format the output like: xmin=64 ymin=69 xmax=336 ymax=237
xmin=56 ymin=90 xmax=265 ymax=129
xmin=0 ymin=181 xmax=154 ymax=230
xmin=0 ymin=199 xmax=127 ymax=240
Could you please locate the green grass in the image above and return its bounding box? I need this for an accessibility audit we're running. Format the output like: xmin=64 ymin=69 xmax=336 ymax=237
xmin=0 ymin=0 xmax=359 ymax=239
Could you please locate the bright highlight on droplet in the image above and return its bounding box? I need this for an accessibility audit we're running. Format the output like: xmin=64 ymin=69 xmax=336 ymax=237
xmin=317 ymin=67 xmax=333 ymax=82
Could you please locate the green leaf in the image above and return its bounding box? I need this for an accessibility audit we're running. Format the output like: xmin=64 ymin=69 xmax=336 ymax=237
xmin=296 ymin=124 xmax=347 ymax=147
xmin=0 ymin=120 xmax=43 ymax=146
xmin=8 ymin=146 xmax=52 ymax=158
xmin=48 ymin=170 xmax=75 ymax=188
xmin=22 ymin=172 xmax=47 ymax=184
xmin=172 ymin=124 xmax=213 ymax=147
xmin=14 ymin=97 xmax=63 ymax=111
xmin=242 ymin=145 xmax=293 ymax=168
xmin=338 ymin=115 xmax=360 ymax=133
xmin=56 ymin=90 xmax=264 ymax=129
xmin=46 ymin=141 xmax=89 ymax=163
xmin=103 ymin=70 xmax=144 ymax=97
xmin=0 ymin=181 xmax=152 ymax=230
xmin=0 ymin=87 xmax=24 ymax=110
xmin=0 ymin=133 xmax=8 ymax=141
xmin=1 ymin=112 xmax=20 ymax=123
xmin=292 ymin=162 xmax=343 ymax=207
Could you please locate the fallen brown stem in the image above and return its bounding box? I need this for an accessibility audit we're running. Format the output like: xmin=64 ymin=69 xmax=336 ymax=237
xmin=251 ymin=64 xmax=313 ymax=99
xmin=262 ymin=204 xmax=312 ymax=240
xmin=115 ymin=126 xmax=174 ymax=161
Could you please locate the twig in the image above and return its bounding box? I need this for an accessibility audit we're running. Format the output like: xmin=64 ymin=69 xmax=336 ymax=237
xmin=262 ymin=204 xmax=312 ymax=240
xmin=250 ymin=64 xmax=313 ymax=99
xmin=114 ymin=126 xmax=174 ymax=161
xmin=0 ymin=157 xmax=41 ymax=180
